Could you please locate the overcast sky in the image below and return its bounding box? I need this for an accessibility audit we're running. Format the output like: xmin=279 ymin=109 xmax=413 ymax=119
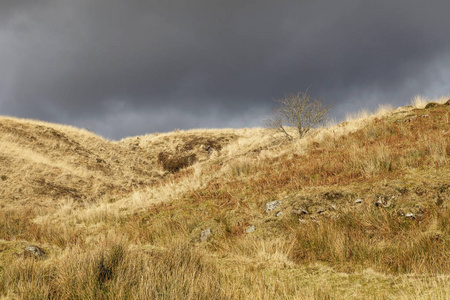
xmin=1 ymin=0 xmax=449 ymax=139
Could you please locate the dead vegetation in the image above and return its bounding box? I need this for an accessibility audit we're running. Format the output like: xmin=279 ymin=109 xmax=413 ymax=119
xmin=264 ymin=90 xmax=331 ymax=140
xmin=0 ymin=96 xmax=449 ymax=299
xmin=158 ymin=152 xmax=197 ymax=173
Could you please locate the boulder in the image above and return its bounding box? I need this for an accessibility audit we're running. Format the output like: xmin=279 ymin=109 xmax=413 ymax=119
xmin=265 ymin=201 xmax=282 ymax=213
xmin=24 ymin=246 xmax=46 ymax=259
xmin=375 ymin=197 xmax=391 ymax=208
xmin=292 ymin=207 xmax=308 ymax=216
xmin=200 ymin=228 xmax=212 ymax=242
xmin=246 ymin=225 xmax=256 ymax=233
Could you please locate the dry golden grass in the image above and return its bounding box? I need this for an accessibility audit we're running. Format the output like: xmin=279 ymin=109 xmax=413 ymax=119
xmin=0 ymin=98 xmax=449 ymax=299
xmin=411 ymin=94 xmax=450 ymax=109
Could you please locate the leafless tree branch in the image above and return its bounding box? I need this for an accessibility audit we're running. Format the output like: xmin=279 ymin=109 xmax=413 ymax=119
xmin=264 ymin=90 xmax=331 ymax=140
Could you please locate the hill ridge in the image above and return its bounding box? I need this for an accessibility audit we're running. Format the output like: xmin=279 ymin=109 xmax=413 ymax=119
xmin=0 ymin=100 xmax=449 ymax=299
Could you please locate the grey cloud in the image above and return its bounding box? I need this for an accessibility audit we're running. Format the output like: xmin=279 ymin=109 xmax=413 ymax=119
xmin=1 ymin=0 xmax=449 ymax=139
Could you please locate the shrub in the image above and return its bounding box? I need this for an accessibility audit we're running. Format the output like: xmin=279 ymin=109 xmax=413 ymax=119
xmin=265 ymin=90 xmax=331 ymax=140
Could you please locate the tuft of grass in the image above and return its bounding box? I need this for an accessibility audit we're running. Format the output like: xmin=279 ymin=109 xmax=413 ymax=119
xmin=0 ymin=242 xmax=231 ymax=300
xmin=411 ymin=94 xmax=450 ymax=108
xmin=290 ymin=206 xmax=450 ymax=274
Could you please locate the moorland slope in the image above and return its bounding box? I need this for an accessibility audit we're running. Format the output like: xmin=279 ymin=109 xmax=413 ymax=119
xmin=0 ymin=97 xmax=449 ymax=299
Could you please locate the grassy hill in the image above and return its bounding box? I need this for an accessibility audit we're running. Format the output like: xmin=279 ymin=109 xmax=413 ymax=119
xmin=0 ymin=96 xmax=449 ymax=299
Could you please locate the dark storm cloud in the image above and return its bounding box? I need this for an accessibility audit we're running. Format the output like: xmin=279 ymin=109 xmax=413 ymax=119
xmin=1 ymin=0 xmax=449 ymax=139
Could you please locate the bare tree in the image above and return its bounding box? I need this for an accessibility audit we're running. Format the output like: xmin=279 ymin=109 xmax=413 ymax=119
xmin=264 ymin=90 xmax=331 ymax=140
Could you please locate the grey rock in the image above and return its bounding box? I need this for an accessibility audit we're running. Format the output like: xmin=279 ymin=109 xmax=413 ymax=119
xmin=246 ymin=225 xmax=255 ymax=233
xmin=200 ymin=228 xmax=212 ymax=242
xmin=292 ymin=208 xmax=308 ymax=216
xmin=265 ymin=201 xmax=282 ymax=213
xmin=24 ymin=246 xmax=46 ymax=259
xmin=376 ymin=197 xmax=391 ymax=208
xmin=403 ymin=115 xmax=417 ymax=123
xmin=330 ymin=204 xmax=337 ymax=211
xmin=355 ymin=199 xmax=362 ymax=204
xmin=405 ymin=213 xmax=415 ymax=219
xmin=276 ymin=211 xmax=283 ymax=217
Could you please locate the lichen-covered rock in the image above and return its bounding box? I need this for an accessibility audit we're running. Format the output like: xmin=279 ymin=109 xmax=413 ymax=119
xmin=246 ymin=225 xmax=255 ymax=233
xmin=375 ymin=197 xmax=392 ymax=208
xmin=24 ymin=246 xmax=46 ymax=259
xmin=200 ymin=228 xmax=212 ymax=242
xmin=265 ymin=201 xmax=282 ymax=213
xmin=292 ymin=208 xmax=308 ymax=216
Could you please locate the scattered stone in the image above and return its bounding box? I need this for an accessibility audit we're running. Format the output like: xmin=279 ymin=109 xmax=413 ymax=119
xmin=403 ymin=115 xmax=417 ymax=123
xmin=276 ymin=211 xmax=283 ymax=217
xmin=421 ymin=114 xmax=429 ymax=118
xmin=405 ymin=213 xmax=415 ymax=219
xmin=265 ymin=201 xmax=282 ymax=213
xmin=292 ymin=208 xmax=308 ymax=216
xmin=355 ymin=199 xmax=362 ymax=204
xmin=330 ymin=204 xmax=337 ymax=211
xmin=316 ymin=208 xmax=325 ymax=214
xmin=246 ymin=225 xmax=255 ymax=233
xmin=200 ymin=228 xmax=212 ymax=242
xmin=24 ymin=246 xmax=46 ymax=259
xmin=375 ymin=197 xmax=391 ymax=208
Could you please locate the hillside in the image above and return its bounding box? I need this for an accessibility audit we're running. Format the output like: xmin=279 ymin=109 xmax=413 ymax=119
xmin=0 ymin=98 xmax=449 ymax=299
